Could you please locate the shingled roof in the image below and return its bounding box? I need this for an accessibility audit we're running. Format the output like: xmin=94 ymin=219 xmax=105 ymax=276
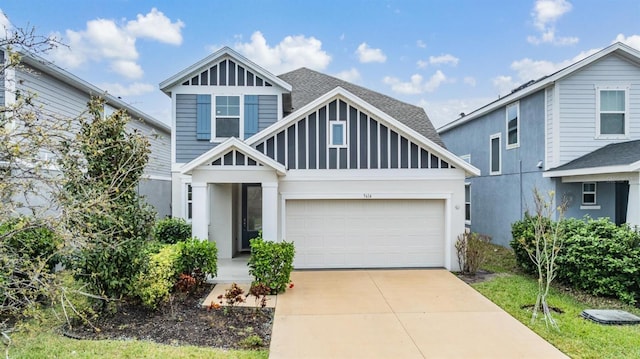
xmin=278 ymin=67 xmax=444 ymax=147
xmin=549 ymin=140 xmax=640 ymax=172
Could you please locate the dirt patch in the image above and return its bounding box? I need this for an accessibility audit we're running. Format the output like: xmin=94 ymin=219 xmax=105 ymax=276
xmin=520 ymin=304 xmax=565 ymax=314
xmin=457 ymin=270 xmax=498 ymax=284
xmin=65 ymin=284 xmax=274 ymax=350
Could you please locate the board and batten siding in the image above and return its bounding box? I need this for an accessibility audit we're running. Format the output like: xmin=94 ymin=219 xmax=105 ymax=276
xmin=557 ymin=54 xmax=640 ymax=165
xmin=250 ymin=98 xmax=451 ymax=170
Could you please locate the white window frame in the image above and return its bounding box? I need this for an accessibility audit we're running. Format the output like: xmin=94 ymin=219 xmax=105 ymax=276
xmin=506 ymin=102 xmax=519 ymax=149
xmin=213 ymin=95 xmax=242 ymax=140
xmin=582 ymin=182 xmax=597 ymax=205
xmin=464 ymin=182 xmax=471 ymax=225
xmin=185 ymin=183 xmax=193 ymax=221
xmin=489 ymin=133 xmax=501 ymax=175
xmin=329 ymin=121 xmax=347 ymax=148
xmin=595 ymin=86 xmax=629 ymax=139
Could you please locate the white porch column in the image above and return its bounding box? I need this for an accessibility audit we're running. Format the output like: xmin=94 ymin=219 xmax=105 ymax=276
xmin=262 ymin=182 xmax=279 ymax=241
xmin=191 ymin=182 xmax=209 ymax=240
xmin=627 ymin=173 xmax=640 ymax=229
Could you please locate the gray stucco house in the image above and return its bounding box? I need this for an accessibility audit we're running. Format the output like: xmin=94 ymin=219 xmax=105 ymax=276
xmin=439 ymin=42 xmax=640 ymax=246
xmin=1 ymin=49 xmax=172 ymax=217
xmin=161 ymin=47 xmax=479 ymax=270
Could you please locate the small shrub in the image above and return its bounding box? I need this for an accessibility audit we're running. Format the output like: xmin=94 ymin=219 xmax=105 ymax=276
xmin=135 ymin=244 xmax=181 ymax=309
xmin=455 ymin=232 xmax=491 ymax=275
xmin=175 ymin=274 xmax=197 ymax=293
xmin=248 ymin=234 xmax=295 ymax=294
xmin=238 ymin=334 xmax=264 ymax=349
xmin=510 ymin=213 xmax=542 ymax=274
xmin=177 ymin=238 xmax=217 ymax=284
xmin=1 ymin=219 xmax=63 ymax=271
xmin=153 ymin=218 xmax=191 ymax=244
xmin=248 ymin=282 xmax=271 ymax=308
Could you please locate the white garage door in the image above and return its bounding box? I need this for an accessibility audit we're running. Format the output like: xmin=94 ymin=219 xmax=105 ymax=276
xmin=286 ymin=199 xmax=445 ymax=268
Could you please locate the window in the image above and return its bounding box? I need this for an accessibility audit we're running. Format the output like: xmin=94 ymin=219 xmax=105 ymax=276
xmin=465 ymin=183 xmax=471 ymax=224
xmin=506 ymin=102 xmax=519 ymax=148
xmin=489 ymin=133 xmax=501 ymax=175
xmin=186 ymin=184 xmax=193 ymax=220
xmin=582 ymin=182 xmax=596 ymax=205
xmin=329 ymin=122 xmax=346 ymax=147
xmin=215 ymin=96 xmax=240 ymax=138
xmin=597 ymin=88 xmax=628 ymax=137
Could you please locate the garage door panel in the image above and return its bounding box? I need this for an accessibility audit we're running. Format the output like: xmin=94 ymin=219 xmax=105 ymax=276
xmin=286 ymin=199 xmax=444 ymax=269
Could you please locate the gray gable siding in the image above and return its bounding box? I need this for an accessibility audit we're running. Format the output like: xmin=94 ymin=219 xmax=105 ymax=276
xmin=258 ymin=95 xmax=277 ymax=131
xmin=440 ymin=90 xmax=554 ymax=246
xmin=557 ymin=54 xmax=640 ymax=165
xmin=176 ymin=94 xmax=217 ymax=163
xmin=253 ymin=98 xmax=450 ymax=170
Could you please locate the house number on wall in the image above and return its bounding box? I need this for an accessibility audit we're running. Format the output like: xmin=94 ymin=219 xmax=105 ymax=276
xmin=363 ymin=193 xmax=372 ymax=199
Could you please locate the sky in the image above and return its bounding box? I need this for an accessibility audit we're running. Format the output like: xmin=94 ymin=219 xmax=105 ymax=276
xmin=1 ymin=0 xmax=639 ymax=129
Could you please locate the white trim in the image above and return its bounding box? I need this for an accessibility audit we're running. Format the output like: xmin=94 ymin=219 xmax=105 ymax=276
xmin=489 ymin=133 xmax=502 ymax=175
xmin=595 ymin=85 xmax=630 ymax=139
xmin=580 ymin=205 xmax=601 ymax=210
xmin=160 ymin=47 xmax=292 ymax=92
xmin=505 ymin=102 xmax=520 ymax=149
xmin=438 ymin=42 xmax=640 ymax=133
xmin=329 ymin=121 xmax=347 ymax=148
xmin=212 ymin=94 xmax=242 ymax=140
xmin=245 ymin=87 xmax=480 ymax=177
xmin=141 ymin=174 xmax=172 ymax=181
xmin=543 ymin=160 xmax=640 ymax=178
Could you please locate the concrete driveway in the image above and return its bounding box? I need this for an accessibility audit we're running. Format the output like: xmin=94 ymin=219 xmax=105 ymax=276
xmin=269 ymin=270 xmax=568 ymax=359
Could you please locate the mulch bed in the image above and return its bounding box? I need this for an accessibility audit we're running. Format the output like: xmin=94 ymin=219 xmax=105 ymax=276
xmin=65 ymin=284 xmax=274 ymax=350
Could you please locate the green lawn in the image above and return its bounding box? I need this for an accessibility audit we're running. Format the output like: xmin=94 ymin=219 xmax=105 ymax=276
xmin=473 ymin=243 xmax=640 ymax=359
xmin=8 ymin=330 xmax=268 ymax=359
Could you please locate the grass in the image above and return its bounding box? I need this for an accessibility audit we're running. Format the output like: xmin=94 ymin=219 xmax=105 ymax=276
xmin=7 ymin=329 xmax=269 ymax=359
xmin=473 ymin=241 xmax=640 ymax=359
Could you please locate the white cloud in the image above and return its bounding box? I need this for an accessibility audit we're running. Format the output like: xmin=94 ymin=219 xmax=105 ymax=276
xmin=492 ymin=75 xmax=518 ymax=96
xmin=110 ymin=60 xmax=144 ymax=79
xmin=416 ymin=60 xmax=428 ymax=69
xmin=527 ymin=0 xmax=578 ymax=46
xmin=334 ymin=68 xmax=361 ymax=83
xmin=234 ymin=31 xmax=331 ymax=74
xmin=416 ymin=40 xmax=426 ymax=48
xmin=48 ymin=8 xmax=183 ymax=79
xmin=125 ymin=7 xmax=184 ymax=45
xmin=356 ymin=42 xmax=387 ymax=63
xmin=463 ymin=76 xmax=476 ymax=87
xmin=429 ymin=54 xmax=459 ymax=66
xmin=100 ymin=82 xmax=155 ymax=96
xmin=383 ymin=70 xmax=447 ymax=95
xmin=613 ymin=34 xmax=640 ymax=51
xmin=419 ymin=97 xmax=495 ymax=129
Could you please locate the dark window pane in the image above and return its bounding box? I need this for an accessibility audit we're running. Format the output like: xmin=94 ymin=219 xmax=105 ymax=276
xmin=491 ymin=137 xmax=500 ymax=172
xmin=600 ymin=113 xmax=624 ymax=134
xmin=217 ymin=118 xmax=240 ymax=137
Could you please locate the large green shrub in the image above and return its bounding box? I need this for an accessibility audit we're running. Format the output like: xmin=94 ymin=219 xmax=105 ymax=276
xmin=135 ymin=244 xmax=182 ymax=309
xmin=248 ymin=234 xmax=295 ymax=294
xmin=177 ymin=238 xmax=217 ymax=284
xmin=556 ymin=218 xmax=640 ymax=305
xmin=511 ymin=215 xmax=640 ymax=305
xmin=153 ymin=218 xmax=192 ymax=244
xmin=0 ymin=219 xmax=63 ymax=271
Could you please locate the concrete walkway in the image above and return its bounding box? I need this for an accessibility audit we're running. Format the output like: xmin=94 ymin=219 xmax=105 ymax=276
xmin=269 ymin=270 xmax=568 ymax=359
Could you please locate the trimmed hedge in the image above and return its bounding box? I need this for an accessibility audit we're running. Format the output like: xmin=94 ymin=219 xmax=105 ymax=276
xmin=511 ymin=216 xmax=640 ymax=305
xmin=153 ymin=217 xmax=192 ymax=244
xmin=248 ymin=234 xmax=295 ymax=294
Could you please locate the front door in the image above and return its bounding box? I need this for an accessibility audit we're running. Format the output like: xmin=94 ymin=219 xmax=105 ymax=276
xmin=242 ymin=183 xmax=262 ymax=250
xmin=615 ymin=181 xmax=629 ymax=226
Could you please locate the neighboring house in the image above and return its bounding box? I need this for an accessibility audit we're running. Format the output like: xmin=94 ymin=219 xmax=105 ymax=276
xmin=160 ymin=47 xmax=479 ymax=270
xmin=439 ymin=42 xmax=640 ymax=246
xmin=1 ymin=50 xmax=172 ymax=217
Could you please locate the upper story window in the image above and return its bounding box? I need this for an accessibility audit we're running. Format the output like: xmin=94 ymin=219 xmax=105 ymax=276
xmin=489 ymin=133 xmax=501 ymax=175
xmin=215 ymin=96 xmax=240 ymax=138
xmin=506 ymin=102 xmax=519 ymax=148
xmin=597 ymin=87 xmax=628 ymax=138
xmin=329 ymin=122 xmax=346 ymax=147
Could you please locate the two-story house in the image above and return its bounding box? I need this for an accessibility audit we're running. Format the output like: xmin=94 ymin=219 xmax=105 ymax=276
xmin=161 ymin=47 xmax=479 ymax=270
xmin=439 ymin=42 xmax=640 ymax=246
xmin=1 ymin=49 xmax=172 ymax=217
